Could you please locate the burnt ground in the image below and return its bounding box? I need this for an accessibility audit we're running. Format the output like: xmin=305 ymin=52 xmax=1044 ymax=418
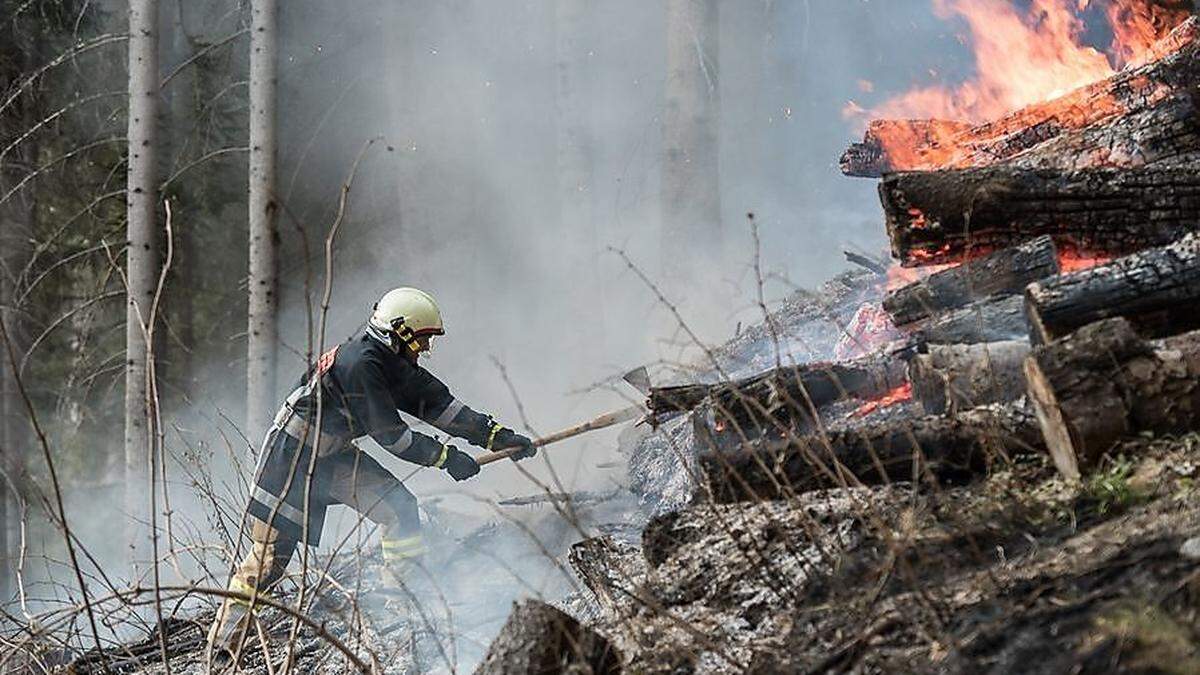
xmin=570 ymin=434 xmax=1200 ymax=673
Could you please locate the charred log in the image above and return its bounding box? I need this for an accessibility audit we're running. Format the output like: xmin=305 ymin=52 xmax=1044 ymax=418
xmin=881 ymin=166 xmax=1200 ymax=267
xmin=477 ymin=600 xmax=622 ymax=674
xmin=569 ymin=537 xmax=646 ymax=619
xmin=841 ymin=18 xmax=1200 ymax=177
xmin=911 ymin=294 xmax=1028 ymax=345
xmin=884 ymin=235 xmax=1059 ymax=325
xmin=1026 ymin=233 xmax=1200 ymax=345
xmin=909 ymin=341 xmax=1030 ymax=415
xmin=1024 ymin=317 xmax=1200 ymax=481
xmin=648 ymin=354 xmax=908 ymax=419
xmin=699 ymin=401 xmax=1042 ymax=503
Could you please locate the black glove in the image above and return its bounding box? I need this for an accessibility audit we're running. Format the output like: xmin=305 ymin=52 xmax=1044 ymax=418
xmin=492 ymin=426 xmax=537 ymax=462
xmin=442 ymin=446 xmax=480 ymax=481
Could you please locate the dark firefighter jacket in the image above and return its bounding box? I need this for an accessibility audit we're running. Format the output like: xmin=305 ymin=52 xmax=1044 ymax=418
xmin=246 ymin=329 xmax=496 ymax=543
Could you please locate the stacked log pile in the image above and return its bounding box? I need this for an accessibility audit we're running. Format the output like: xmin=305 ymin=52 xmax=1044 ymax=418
xmin=690 ymin=17 xmax=1200 ymax=500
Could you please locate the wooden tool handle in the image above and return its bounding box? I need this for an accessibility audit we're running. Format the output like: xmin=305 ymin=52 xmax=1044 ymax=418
xmin=476 ymin=404 xmax=643 ymax=466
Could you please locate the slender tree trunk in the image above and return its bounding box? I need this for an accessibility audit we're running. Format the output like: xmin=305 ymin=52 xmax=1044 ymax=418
xmin=0 ymin=179 xmax=33 ymax=602
xmin=662 ymin=0 xmax=721 ymax=283
xmin=125 ymin=0 xmax=161 ymax=567
xmin=247 ymin=0 xmax=278 ymax=437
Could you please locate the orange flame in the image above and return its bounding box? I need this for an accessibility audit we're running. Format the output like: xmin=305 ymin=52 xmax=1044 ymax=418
xmin=854 ymin=382 xmax=915 ymax=417
xmin=1057 ymin=247 xmax=1113 ymax=272
xmin=853 ymin=0 xmax=1191 ymax=124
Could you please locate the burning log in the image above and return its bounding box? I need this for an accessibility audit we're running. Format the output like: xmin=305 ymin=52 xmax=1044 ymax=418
xmin=1024 ymin=317 xmax=1200 ymax=481
xmin=883 ymin=235 xmax=1059 ymax=325
xmin=477 ymin=600 xmax=621 ymax=674
xmin=909 ymin=341 xmax=1030 ymax=415
xmin=912 ymin=294 xmax=1029 ymax=345
xmin=699 ymin=400 xmax=1042 ymax=503
xmin=841 ymin=18 xmax=1200 ymax=177
xmin=1026 ymin=233 xmax=1200 ymax=345
xmin=881 ymin=166 xmax=1200 ymax=266
xmin=647 ymin=355 xmax=908 ymax=419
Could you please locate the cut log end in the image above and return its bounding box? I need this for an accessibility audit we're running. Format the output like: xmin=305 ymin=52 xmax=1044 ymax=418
xmin=1023 ymin=355 xmax=1081 ymax=482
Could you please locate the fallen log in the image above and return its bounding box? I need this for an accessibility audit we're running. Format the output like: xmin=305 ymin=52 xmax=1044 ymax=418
xmin=476 ymin=600 xmax=622 ymax=674
xmin=699 ymin=401 xmax=1042 ymax=503
xmin=1025 ymin=233 xmax=1200 ymax=345
xmin=883 ymin=236 xmax=1059 ymax=325
xmin=881 ymin=166 xmax=1200 ymax=266
xmin=841 ymin=18 xmax=1200 ymax=177
xmin=909 ymin=340 xmax=1030 ymax=415
xmin=1024 ymin=317 xmax=1200 ymax=481
xmin=911 ymin=294 xmax=1028 ymax=345
xmin=647 ymin=354 xmax=908 ymax=419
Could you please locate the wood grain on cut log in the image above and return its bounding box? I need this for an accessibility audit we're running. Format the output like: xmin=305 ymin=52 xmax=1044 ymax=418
xmin=881 ymin=166 xmax=1200 ymax=266
xmin=841 ymin=18 xmax=1200 ymax=177
xmin=648 ymin=354 xmax=907 ymax=418
xmin=910 ymin=340 xmax=1030 ymax=415
xmin=1026 ymin=233 xmax=1200 ymax=345
xmin=884 ymin=235 xmax=1059 ymax=325
xmin=1024 ymin=318 xmax=1200 ymax=481
xmin=699 ymin=401 xmax=1043 ymax=503
xmin=477 ymin=600 xmax=622 ymax=674
xmin=911 ymin=294 xmax=1028 ymax=345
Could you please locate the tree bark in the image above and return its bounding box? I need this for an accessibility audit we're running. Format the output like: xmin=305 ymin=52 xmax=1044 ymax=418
xmin=881 ymin=166 xmax=1200 ymax=267
xmin=699 ymin=401 xmax=1043 ymax=503
xmin=909 ymin=340 xmax=1030 ymax=415
xmin=662 ymin=0 xmax=721 ymax=282
xmin=1025 ymin=317 xmax=1200 ymax=481
xmin=477 ymin=599 xmax=622 ymax=674
xmin=124 ymin=0 xmax=161 ymax=565
xmin=911 ymin=294 xmax=1029 ymax=345
xmin=246 ymin=0 xmax=279 ymax=438
xmin=884 ymin=235 xmax=1059 ymax=325
xmin=841 ymin=18 xmax=1200 ymax=177
xmin=1025 ymin=233 xmax=1200 ymax=345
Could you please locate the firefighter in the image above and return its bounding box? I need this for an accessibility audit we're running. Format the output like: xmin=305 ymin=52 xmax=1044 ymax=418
xmin=206 ymin=287 xmax=536 ymax=662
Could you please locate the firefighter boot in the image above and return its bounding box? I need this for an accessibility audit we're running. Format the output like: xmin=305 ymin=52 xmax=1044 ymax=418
xmin=206 ymin=521 xmax=294 ymax=667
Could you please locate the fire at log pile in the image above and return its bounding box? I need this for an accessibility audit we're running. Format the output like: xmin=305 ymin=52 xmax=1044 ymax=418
xmin=532 ymin=7 xmax=1200 ymax=673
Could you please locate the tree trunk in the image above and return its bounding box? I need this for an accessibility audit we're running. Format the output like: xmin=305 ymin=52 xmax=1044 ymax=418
xmin=1025 ymin=317 xmax=1200 ymax=481
xmin=246 ymin=0 xmax=279 ymax=438
xmin=884 ymin=235 xmax=1059 ymax=325
xmin=124 ymin=0 xmax=161 ymax=565
xmin=477 ymin=600 xmax=622 ymax=674
xmin=1025 ymin=233 xmax=1200 ymax=345
xmin=911 ymin=294 xmax=1028 ymax=345
xmin=0 ymin=177 xmax=33 ymax=604
xmin=909 ymin=340 xmax=1030 ymax=415
xmin=840 ymin=18 xmax=1200 ymax=177
xmin=699 ymin=401 xmax=1043 ymax=503
xmin=881 ymin=166 xmax=1200 ymax=267
xmin=662 ymin=0 xmax=721 ymax=282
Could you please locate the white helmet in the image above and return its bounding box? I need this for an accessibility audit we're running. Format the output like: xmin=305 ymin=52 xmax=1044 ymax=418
xmin=370 ymin=288 xmax=445 ymax=353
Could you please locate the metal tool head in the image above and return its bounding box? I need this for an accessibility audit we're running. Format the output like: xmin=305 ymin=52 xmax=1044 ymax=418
xmin=621 ymin=366 xmax=652 ymax=395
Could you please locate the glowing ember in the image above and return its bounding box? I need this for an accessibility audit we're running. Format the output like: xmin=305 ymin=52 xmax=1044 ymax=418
xmin=835 ymin=303 xmax=901 ymax=360
xmin=1058 ymin=248 xmax=1112 ymax=272
xmin=885 ymin=261 xmax=959 ymax=293
xmin=854 ymin=382 xmax=914 ymax=417
xmin=853 ymin=0 xmax=1190 ymax=124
